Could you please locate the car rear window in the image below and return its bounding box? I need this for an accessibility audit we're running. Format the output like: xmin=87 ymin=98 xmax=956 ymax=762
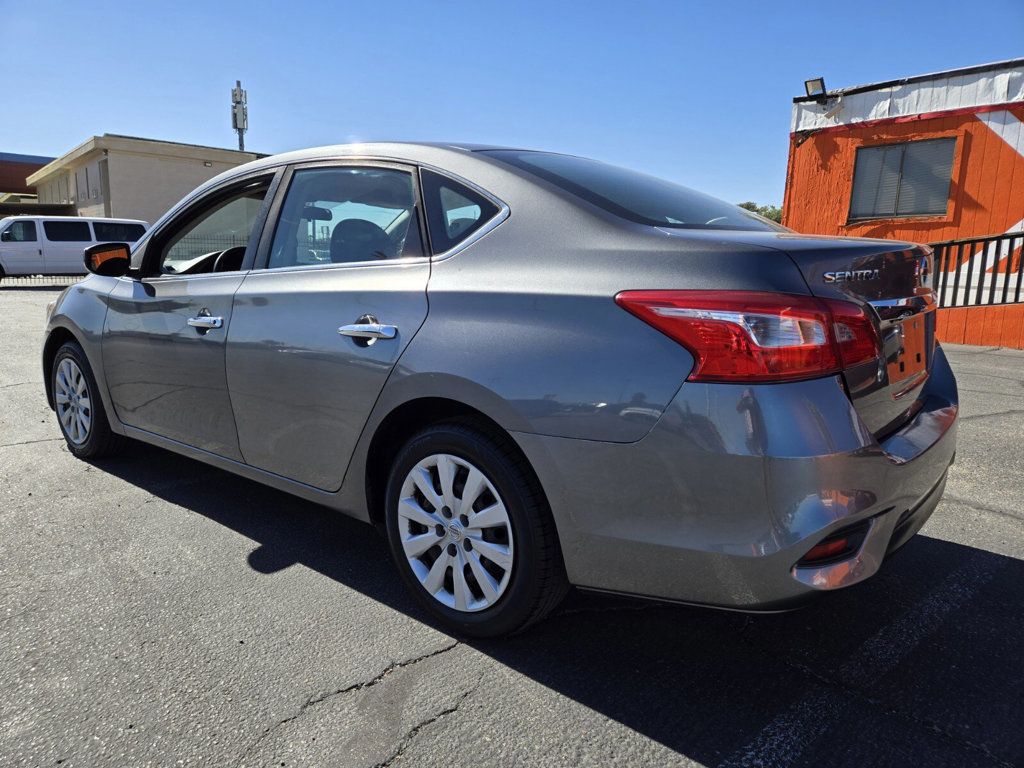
xmin=93 ymin=222 xmax=146 ymax=242
xmin=481 ymin=150 xmax=784 ymax=232
xmin=43 ymin=221 xmax=92 ymax=241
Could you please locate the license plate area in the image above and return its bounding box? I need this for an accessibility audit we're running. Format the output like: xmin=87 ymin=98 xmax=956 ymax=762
xmin=878 ymin=305 xmax=935 ymax=400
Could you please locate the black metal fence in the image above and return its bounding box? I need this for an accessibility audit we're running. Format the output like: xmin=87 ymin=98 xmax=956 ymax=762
xmin=933 ymin=232 xmax=1024 ymax=308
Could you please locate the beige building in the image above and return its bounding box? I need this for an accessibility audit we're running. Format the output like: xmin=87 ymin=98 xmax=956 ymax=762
xmin=27 ymin=134 xmax=263 ymax=225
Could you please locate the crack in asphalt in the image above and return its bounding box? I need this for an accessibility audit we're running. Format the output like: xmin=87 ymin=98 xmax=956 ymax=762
xmin=0 ymin=437 xmax=63 ymax=449
xmin=942 ymin=495 xmax=1024 ymax=525
xmin=235 ymin=640 xmax=460 ymax=767
xmin=956 ymin=407 xmax=1024 ymax=422
xmin=372 ymin=681 xmax=479 ymax=768
xmin=0 ymin=381 xmax=40 ymax=390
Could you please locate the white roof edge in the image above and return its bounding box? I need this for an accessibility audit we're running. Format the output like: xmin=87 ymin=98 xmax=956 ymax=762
xmin=792 ymin=60 xmax=1024 ymax=133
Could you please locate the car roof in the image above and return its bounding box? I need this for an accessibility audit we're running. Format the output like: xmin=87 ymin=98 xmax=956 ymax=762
xmin=227 ymin=141 xmax=487 ymax=169
xmin=205 ymin=141 xmax=557 ymax=180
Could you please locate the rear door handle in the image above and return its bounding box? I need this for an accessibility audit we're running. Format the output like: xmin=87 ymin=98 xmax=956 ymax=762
xmin=187 ymin=313 xmax=223 ymax=330
xmin=338 ymin=322 xmax=397 ymax=340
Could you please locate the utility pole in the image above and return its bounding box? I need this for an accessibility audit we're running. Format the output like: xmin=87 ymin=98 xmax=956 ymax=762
xmin=231 ymin=80 xmax=248 ymax=151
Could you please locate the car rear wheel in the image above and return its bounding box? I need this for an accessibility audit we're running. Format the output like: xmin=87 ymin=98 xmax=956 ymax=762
xmin=384 ymin=420 xmax=568 ymax=637
xmin=52 ymin=341 xmax=126 ymax=459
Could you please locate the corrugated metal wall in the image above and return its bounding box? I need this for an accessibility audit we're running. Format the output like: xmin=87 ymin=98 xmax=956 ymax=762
xmin=783 ymin=105 xmax=1024 ymax=348
xmin=783 ymin=105 xmax=1024 ymax=240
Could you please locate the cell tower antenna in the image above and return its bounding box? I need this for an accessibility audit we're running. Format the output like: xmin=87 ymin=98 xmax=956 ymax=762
xmin=231 ymin=80 xmax=248 ymax=151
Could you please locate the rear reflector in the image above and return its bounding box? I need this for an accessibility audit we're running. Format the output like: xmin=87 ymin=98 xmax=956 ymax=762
xmin=615 ymin=290 xmax=880 ymax=383
xmin=796 ymin=521 xmax=871 ymax=567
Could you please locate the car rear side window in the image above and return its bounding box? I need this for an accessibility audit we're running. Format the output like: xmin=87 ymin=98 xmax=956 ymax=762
xmin=43 ymin=221 xmax=92 ymax=241
xmin=265 ymin=167 xmax=424 ymax=269
xmin=93 ymin=222 xmax=146 ymax=242
xmin=481 ymin=150 xmax=783 ymax=232
xmin=420 ymin=169 xmax=500 ymax=254
xmin=4 ymin=220 xmax=37 ymax=242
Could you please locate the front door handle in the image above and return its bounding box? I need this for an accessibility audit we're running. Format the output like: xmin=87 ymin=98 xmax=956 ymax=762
xmin=338 ymin=322 xmax=397 ymax=340
xmin=187 ymin=312 xmax=223 ymax=330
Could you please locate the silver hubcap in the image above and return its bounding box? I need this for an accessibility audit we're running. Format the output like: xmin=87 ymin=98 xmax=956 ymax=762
xmin=55 ymin=358 xmax=91 ymax=445
xmin=398 ymin=453 xmax=514 ymax=613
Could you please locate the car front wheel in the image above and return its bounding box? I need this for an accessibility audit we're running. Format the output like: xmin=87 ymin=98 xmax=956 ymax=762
xmin=384 ymin=420 xmax=568 ymax=637
xmin=52 ymin=341 xmax=125 ymax=459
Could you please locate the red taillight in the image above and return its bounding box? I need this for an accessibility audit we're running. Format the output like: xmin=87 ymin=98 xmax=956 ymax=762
xmin=825 ymin=299 xmax=878 ymax=368
xmin=614 ymin=290 xmax=879 ymax=383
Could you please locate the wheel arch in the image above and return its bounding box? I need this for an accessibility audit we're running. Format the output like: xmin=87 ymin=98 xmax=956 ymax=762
xmin=363 ymin=396 xmax=545 ymax=532
xmin=42 ymin=326 xmax=81 ymax=409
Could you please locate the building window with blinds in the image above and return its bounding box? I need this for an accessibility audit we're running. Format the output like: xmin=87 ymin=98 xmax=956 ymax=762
xmin=849 ymin=138 xmax=956 ymax=220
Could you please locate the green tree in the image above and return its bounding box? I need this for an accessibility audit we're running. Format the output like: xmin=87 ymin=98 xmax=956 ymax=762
xmin=737 ymin=201 xmax=783 ymax=223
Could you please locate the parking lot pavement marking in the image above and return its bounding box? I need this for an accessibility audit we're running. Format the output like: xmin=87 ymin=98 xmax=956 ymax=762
xmin=717 ymin=552 xmax=1005 ymax=768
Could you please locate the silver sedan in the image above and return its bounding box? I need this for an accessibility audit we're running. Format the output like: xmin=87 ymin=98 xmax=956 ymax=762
xmin=42 ymin=143 xmax=957 ymax=636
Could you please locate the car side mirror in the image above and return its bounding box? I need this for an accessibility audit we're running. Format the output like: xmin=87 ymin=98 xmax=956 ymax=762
xmin=0 ymin=231 xmax=12 ymax=242
xmin=84 ymin=242 xmax=131 ymax=277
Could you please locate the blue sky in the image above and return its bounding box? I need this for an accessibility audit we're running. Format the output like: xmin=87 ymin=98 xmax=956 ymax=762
xmin=4 ymin=0 xmax=1022 ymax=204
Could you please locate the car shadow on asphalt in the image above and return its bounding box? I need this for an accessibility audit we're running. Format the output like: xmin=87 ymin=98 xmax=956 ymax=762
xmin=94 ymin=443 xmax=1024 ymax=767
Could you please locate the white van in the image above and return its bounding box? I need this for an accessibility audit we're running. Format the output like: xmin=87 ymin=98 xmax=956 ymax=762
xmin=0 ymin=216 xmax=148 ymax=276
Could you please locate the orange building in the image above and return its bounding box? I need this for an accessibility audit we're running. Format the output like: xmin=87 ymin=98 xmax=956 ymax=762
xmin=783 ymin=59 xmax=1024 ymax=348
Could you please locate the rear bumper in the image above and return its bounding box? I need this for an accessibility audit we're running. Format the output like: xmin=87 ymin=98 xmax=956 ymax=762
xmin=514 ymin=345 xmax=958 ymax=610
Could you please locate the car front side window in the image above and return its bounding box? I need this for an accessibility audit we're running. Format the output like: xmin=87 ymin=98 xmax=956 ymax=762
xmin=154 ymin=179 xmax=271 ymax=276
xmin=265 ymin=166 xmax=423 ymax=270
xmin=3 ymin=220 xmax=37 ymax=242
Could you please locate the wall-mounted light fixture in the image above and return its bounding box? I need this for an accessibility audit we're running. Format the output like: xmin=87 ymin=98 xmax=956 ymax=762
xmin=804 ymin=77 xmax=828 ymax=104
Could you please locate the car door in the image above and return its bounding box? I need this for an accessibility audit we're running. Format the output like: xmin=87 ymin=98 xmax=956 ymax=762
xmin=41 ymin=220 xmax=93 ymax=273
xmin=102 ymin=172 xmax=279 ymax=459
xmin=0 ymin=219 xmax=43 ymax=275
xmin=225 ymin=162 xmax=430 ymax=490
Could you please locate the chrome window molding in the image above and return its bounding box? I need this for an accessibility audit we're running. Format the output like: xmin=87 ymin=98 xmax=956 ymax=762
xmin=429 ymin=202 xmax=510 ymax=262
xmin=415 ymin=162 xmax=511 ymax=262
xmin=245 ymin=255 xmax=430 ymax=275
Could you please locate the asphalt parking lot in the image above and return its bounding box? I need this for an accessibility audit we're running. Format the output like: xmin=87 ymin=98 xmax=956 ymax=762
xmin=2 ymin=285 xmax=1023 ymax=768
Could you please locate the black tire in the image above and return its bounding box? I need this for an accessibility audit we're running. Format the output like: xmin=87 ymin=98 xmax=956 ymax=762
xmin=52 ymin=341 xmax=126 ymax=459
xmin=384 ymin=420 xmax=569 ymax=637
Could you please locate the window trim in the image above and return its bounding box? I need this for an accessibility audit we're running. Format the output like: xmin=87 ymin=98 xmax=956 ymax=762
xmin=134 ymin=169 xmax=282 ymax=280
xmin=846 ymin=136 xmax=959 ymax=224
xmin=251 ymin=158 xmax=431 ymax=273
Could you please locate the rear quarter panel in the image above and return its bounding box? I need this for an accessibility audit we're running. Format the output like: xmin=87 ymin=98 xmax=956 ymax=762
xmin=391 ymin=176 xmax=813 ymax=444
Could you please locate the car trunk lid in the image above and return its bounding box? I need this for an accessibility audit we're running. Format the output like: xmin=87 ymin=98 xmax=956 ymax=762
xmin=763 ymin=234 xmax=936 ymax=437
